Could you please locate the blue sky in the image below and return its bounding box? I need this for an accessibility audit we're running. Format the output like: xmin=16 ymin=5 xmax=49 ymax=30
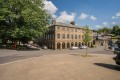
xmin=44 ymin=0 xmax=120 ymax=30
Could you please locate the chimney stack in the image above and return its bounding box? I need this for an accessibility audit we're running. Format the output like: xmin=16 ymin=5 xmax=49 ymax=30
xmin=70 ymin=21 xmax=75 ymax=25
xmin=52 ymin=19 xmax=56 ymax=25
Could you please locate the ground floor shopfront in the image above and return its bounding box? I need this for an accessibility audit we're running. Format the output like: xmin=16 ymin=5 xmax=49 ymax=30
xmin=44 ymin=41 xmax=93 ymax=50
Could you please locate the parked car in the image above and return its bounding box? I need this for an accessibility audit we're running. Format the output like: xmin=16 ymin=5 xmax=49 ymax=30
xmin=70 ymin=46 xmax=78 ymax=50
xmin=17 ymin=44 xmax=40 ymax=50
xmin=80 ymin=46 xmax=87 ymax=49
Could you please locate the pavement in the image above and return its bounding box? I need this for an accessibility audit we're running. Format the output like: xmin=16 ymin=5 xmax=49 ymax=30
xmin=0 ymin=46 xmax=114 ymax=64
xmin=0 ymin=53 xmax=120 ymax=80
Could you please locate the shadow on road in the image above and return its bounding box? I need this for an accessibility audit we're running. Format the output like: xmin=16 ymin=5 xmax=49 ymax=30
xmin=94 ymin=63 xmax=120 ymax=71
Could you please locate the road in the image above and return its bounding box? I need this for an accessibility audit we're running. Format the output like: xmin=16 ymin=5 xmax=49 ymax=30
xmin=0 ymin=46 xmax=114 ymax=64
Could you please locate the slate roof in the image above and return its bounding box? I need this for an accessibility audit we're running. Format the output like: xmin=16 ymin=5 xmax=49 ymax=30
xmin=52 ymin=22 xmax=85 ymax=29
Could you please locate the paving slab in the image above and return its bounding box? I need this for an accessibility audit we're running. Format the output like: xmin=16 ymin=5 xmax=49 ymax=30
xmin=0 ymin=53 xmax=120 ymax=80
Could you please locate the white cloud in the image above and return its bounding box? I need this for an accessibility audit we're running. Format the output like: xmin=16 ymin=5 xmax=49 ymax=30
xmin=43 ymin=0 xmax=58 ymax=18
xmin=111 ymin=22 xmax=116 ymax=25
xmin=102 ymin=22 xmax=109 ymax=26
xmin=90 ymin=15 xmax=96 ymax=20
xmin=95 ymin=22 xmax=110 ymax=29
xmin=111 ymin=21 xmax=120 ymax=25
xmin=103 ymin=22 xmax=108 ymax=25
xmin=43 ymin=0 xmax=76 ymax=23
xmin=116 ymin=12 xmax=120 ymax=17
xmin=95 ymin=25 xmax=103 ymax=29
xmin=56 ymin=11 xmax=76 ymax=23
xmin=112 ymin=11 xmax=120 ymax=19
xmin=79 ymin=13 xmax=89 ymax=20
xmin=112 ymin=16 xmax=117 ymax=19
xmin=79 ymin=13 xmax=96 ymax=21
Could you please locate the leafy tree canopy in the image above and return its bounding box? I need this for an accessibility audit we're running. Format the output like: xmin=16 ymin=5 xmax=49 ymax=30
xmin=0 ymin=0 xmax=49 ymax=42
xmin=97 ymin=25 xmax=120 ymax=36
xmin=83 ymin=27 xmax=91 ymax=43
xmin=112 ymin=25 xmax=120 ymax=35
xmin=97 ymin=27 xmax=112 ymax=34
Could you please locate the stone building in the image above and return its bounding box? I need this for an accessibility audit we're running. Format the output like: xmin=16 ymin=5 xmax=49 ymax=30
xmin=42 ymin=20 xmax=93 ymax=49
xmin=101 ymin=34 xmax=112 ymax=45
xmin=93 ymin=30 xmax=112 ymax=47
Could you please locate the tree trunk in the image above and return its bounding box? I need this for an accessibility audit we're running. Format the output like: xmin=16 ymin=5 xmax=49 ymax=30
xmin=14 ymin=41 xmax=17 ymax=49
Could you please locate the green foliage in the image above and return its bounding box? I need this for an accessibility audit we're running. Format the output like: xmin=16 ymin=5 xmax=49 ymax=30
xmin=97 ymin=25 xmax=120 ymax=36
xmin=83 ymin=27 xmax=91 ymax=44
xmin=0 ymin=0 xmax=49 ymax=43
xmin=97 ymin=27 xmax=112 ymax=34
xmin=116 ymin=28 xmax=120 ymax=35
xmin=112 ymin=25 xmax=120 ymax=35
xmin=83 ymin=26 xmax=92 ymax=56
xmin=91 ymin=44 xmax=97 ymax=48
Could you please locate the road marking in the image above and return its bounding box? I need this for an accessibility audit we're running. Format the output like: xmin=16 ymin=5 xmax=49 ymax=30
xmin=0 ymin=53 xmax=66 ymax=66
xmin=0 ymin=56 xmax=40 ymax=66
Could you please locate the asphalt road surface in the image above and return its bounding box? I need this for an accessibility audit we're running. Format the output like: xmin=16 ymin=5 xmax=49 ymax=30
xmin=0 ymin=46 xmax=114 ymax=64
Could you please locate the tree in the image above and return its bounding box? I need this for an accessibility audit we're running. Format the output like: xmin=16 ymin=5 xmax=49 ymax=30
xmin=102 ymin=27 xmax=112 ymax=34
xmin=97 ymin=28 xmax=103 ymax=34
xmin=116 ymin=28 xmax=120 ymax=35
xmin=98 ymin=27 xmax=112 ymax=34
xmin=0 ymin=0 xmax=49 ymax=48
xmin=83 ymin=27 xmax=91 ymax=55
xmin=112 ymin=25 xmax=120 ymax=35
xmin=111 ymin=25 xmax=120 ymax=36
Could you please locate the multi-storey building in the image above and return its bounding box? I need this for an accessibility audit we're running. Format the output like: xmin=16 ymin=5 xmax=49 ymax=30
xmin=43 ymin=20 xmax=93 ymax=49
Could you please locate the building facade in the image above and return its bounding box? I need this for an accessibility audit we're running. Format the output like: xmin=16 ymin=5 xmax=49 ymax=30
xmin=43 ymin=20 xmax=93 ymax=49
xmin=93 ymin=30 xmax=112 ymax=46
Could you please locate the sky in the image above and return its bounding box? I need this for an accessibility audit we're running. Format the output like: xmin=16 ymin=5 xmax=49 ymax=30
xmin=43 ymin=0 xmax=120 ymax=30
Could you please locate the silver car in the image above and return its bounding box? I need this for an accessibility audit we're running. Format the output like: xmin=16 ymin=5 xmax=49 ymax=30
xmin=70 ymin=46 xmax=79 ymax=50
xmin=80 ymin=46 xmax=87 ymax=49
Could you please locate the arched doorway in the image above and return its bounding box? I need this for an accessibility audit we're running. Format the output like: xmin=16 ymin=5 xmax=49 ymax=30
xmin=88 ymin=42 xmax=90 ymax=47
xmin=67 ymin=42 xmax=70 ymax=49
xmin=82 ymin=42 xmax=84 ymax=45
xmin=75 ymin=42 xmax=77 ymax=47
xmin=85 ymin=42 xmax=87 ymax=46
xmin=79 ymin=42 xmax=81 ymax=47
xmin=62 ymin=42 xmax=65 ymax=49
xmin=57 ymin=43 xmax=61 ymax=49
xmin=71 ymin=42 xmax=74 ymax=47
xmin=91 ymin=42 xmax=93 ymax=46
xmin=93 ymin=40 xmax=96 ymax=45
